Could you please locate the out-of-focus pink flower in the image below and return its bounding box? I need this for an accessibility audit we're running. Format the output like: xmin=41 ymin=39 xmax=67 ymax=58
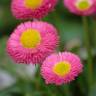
xmin=64 ymin=0 xmax=95 ymax=16
xmin=11 ymin=0 xmax=57 ymax=19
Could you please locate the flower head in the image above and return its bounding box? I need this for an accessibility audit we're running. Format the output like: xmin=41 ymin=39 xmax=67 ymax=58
xmin=41 ymin=52 xmax=83 ymax=85
xmin=11 ymin=0 xmax=57 ymax=19
xmin=64 ymin=0 xmax=95 ymax=15
xmin=7 ymin=21 xmax=59 ymax=64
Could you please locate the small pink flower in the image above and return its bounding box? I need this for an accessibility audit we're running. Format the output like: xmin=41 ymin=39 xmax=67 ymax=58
xmin=7 ymin=21 xmax=59 ymax=64
xmin=64 ymin=0 xmax=95 ymax=16
xmin=41 ymin=52 xmax=83 ymax=85
xmin=11 ymin=0 xmax=57 ymax=19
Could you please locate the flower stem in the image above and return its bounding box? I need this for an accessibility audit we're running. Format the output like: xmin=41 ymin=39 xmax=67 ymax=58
xmin=82 ymin=16 xmax=93 ymax=88
xmin=91 ymin=16 xmax=96 ymax=48
xmin=63 ymin=85 xmax=72 ymax=96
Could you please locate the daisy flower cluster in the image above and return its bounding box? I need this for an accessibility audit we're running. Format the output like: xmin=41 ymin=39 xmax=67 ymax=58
xmin=6 ymin=0 xmax=84 ymax=85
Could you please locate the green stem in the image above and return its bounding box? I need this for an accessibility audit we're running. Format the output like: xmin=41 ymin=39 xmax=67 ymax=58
xmin=91 ymin=17 xmax=96 ymax=48
xmin=63 ymin=85 xmax=72 ymax=96
xmin=82 ymin=16 xmax=93 ymax=88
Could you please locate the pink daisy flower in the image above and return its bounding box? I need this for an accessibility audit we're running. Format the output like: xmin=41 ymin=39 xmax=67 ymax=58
xmin=7 ymin=21 xmax=59 ymax=64
xmin=64 ymin=0 xmax=95 ymax=16
xmin=41 ymin=52 xmax=83 ymax=85
xmin=11 ymin=0 xmax=57 ymax=19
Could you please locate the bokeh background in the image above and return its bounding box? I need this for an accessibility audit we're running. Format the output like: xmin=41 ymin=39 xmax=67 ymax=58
xmin=0 ymin=0 xmax=96 ymax=96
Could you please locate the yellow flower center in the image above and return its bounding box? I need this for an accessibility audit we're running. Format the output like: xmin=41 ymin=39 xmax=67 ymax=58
xmin=24 ymin=0 xmax=43 ymax=9
xmin=53 ymin=61 xmax=71 ymax=77
xmin=76 ymin=0 xmax=91 ymax=11
xmin=20 ymin=29 xmax=41 ymax=48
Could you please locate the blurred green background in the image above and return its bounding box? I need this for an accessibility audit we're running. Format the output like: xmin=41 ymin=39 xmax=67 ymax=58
xmin=0 ymin=0 xmax=96 ymax=96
